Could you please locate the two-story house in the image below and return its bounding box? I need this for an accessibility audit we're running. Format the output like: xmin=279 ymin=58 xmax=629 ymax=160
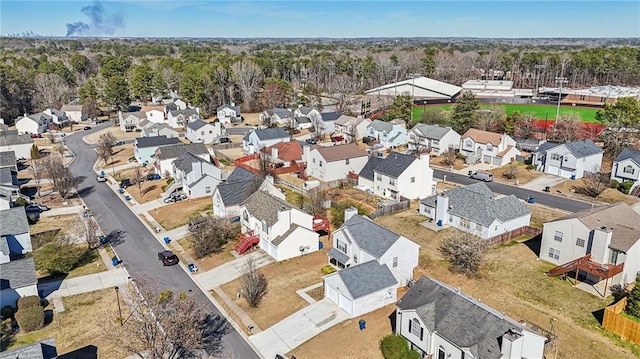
xmin=540 ymin=202 xmax=640 ymax=289
xmin=334 ymin=115 xmax=372 ymax=142
xmin=140 ymin=123 xmax=180 ymax=139
xmin=61 ymin=104 xmax=84 ymax=122
xmin=164 ymin=98 xmax=188 ymax=112
xmin=213 ymin=168 xmax=284 ymax=219
xmin=239 ymin=190 xmax=318 ymax=261
xmin=242 ymin=127 xmax=291 ymax=154
xmin=407 ymin=124 xmax=460 ymax=156
xmin=261 ymin=141 xmax=303 ymax=167
xmin=155 ymin=142 xmax=209 ymax=178
xmin=15 ymin=112 xmax=53 ymax=135
xmin=134 ymin=136 xmax=181 ymax=165
xmin=260 ymin=108 xmax=294 ymax=126
xmin=304 ymin=143 xmax=368 ymax=182
xmin=396 ymin=276 xmax=547 ymax=359
xmin=460 ymin=128 xmax=520 ymax=166
xmin=141 ymin=105 xmax=166 ymax=124
xmin=118 ymin=111 xmax=148 ymax=132
xmin=358 ymin=153 xmax=434 ymax=200
xmin=533 ymin=139 xmax=603 ymax=179
xmin=43 ymin=109 xmax=69 ymax=128
xmin=366 ymin=119 xmax=408 ymax=148
xmin=186 ymin=120 xmax=226 ymax=144
xmin=171 ymin=152 xmax=222 ymax=199
xmin=419 ymin=182 xmax=531 ymax=239
xmin=0 ymin=207 xmax=33 ymax=263
xmin=216 ymin=104 xmax=242 ymax=124
xmin=0 ymin=134 xmax=34 ymax=160
xmin=320 ymin=111 xmax=341 ymax=134
xmin=167 ymin=108 xmax=200 ymax=129
xmin=294 ymin=106 xmax=322 ymax=123
xmin=611 ymin=148 xmax=640 ymax=185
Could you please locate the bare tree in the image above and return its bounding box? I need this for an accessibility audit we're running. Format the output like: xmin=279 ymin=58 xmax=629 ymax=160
xmin=34 ymin=73 xmax=69 ymax=108
xmin=134 ymin=166 xmax=145 ymax=196
xmin=79 ymin=215 xmax=102 ymax=250
xmin=578 ymin=166 xmax=609 ymax=198
xmin=439 ymin=231 xmax=486 ymax=277
xmin=513 ymin=113 xmax=537 ymax=139
xmin=45 ymin=132 xmax=56 ymax=144
xmin=441 ymin=146 xmax=457 ymax=166
xmin=309 ymin=115 xmax=326 ymax=140
xmin=188 ymin=216 xmax=240 ymax=258
xmin=304 ymin=189 xmax=327 ymax=215
xmin=503 ymin=161 xmax=518 ymax=180
xmin=96 ymin=132 xmax=116 ymax=167
xmin=55 ymin=143 xmax=66 ymax=157
xmin=231 ymin=59 xmax=263 ymax=111
xmin=333 ymin=75 xmax=357 ymax=115
xmin=240 ymin=256 xmax=268 ymax=308
xmin=31 ymin=157 xmax=45 ymax=198
xmin=82 ymin=97 xmax=99 ymax=122
xmin=43 ymin=155 xmax=75 ymax=199
xmin=547 ymin=112 xmax=583 ymax=143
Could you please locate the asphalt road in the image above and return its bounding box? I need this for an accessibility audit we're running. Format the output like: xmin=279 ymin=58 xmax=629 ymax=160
xmin=65 ymin=123 xmax=260 ymax=359
xmin=433 ymin=169 xmax=593 ymax=213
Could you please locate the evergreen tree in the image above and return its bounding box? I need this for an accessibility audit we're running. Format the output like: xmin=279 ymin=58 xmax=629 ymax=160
xmin=450 ymin=91 xmax=480 ymax=133
xmin=626 ymin=275 xmax=640 ymax=318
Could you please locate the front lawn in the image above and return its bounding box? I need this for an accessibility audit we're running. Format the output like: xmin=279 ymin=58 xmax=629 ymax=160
xmin=149 ymin=197 xmax=213 ymax=230
xmin=176 ymin=237 xmax=235 ymax=271
xmin=489 ymin=163 xmax=541 ymax=185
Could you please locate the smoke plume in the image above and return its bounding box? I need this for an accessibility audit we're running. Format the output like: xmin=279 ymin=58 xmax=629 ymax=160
xmin=65 ymin=1 xmax=124 ymax=37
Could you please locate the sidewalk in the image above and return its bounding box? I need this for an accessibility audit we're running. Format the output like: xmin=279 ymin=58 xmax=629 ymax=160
xmin=196 ymin=250 xmax=274 ymax=289
xmin=40 ymin=205 xmax=85 ymax=217
xmin=39 ymin=267 xmax=130 ymax=299
xmin=132 ymin=198 xmax=166 ymax=214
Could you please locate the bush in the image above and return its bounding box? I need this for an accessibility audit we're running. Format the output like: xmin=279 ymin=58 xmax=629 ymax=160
xmin=618 ymin=181 xmax=634 ymax=194
xmin=1 ymin=306 xmax=16 ymax=320
xmin=33 ymin=239 xmax=86 ymax=275
xmin=17 ymin=296 xmax=41 ymax=309
xmin=362 ymin=136 xmax=371 ymax=145
xmin=15 ymin=306 xmax=44 ymax=333
xmin=321 ymin=265 xmax=337 ymax=275
xmin=330 ymin=201 xmax=367 ymax=227
xmin=379 ymin=334 xmax=420 ymax=359
xmin=526 ymin=164 xmax=536 ymax=170
xmin=609 ymin=179 xmax=620 ymax=188
xmin=14 ymin=197 xmax=28 ymax=207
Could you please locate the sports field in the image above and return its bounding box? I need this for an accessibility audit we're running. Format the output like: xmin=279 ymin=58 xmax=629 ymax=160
xmin=413 ymin=104 xmax=600 ymax=123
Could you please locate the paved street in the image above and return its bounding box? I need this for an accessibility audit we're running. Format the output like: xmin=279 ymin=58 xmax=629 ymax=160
xmin=433 ymin=169 xmax=593 ymax=213
xmin=65 ymin=123 xmax=260 ymax=359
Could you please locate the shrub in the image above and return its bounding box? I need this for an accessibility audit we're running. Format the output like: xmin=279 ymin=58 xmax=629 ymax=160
xmin=321 ymin=265 xmax=337 ymax=275
xmin=330 ymin=201 xmax=367 ymax=227
xmin=379 ymin=334 xmax=420 ymax=359
xmin=618 ymin=181 xmax=634 ymax=194
xmin=609 ymin=179 xmax=620 ymax=188
xmin=14 ymin=197 xmax=28 ymax=207
xmin=17 ymin=296 xmax=41 ymax=309
xmin=362 ymin=137 xmax=371 ymax=145
xmin=15 ymin=306 xmax=44 ymax=333
xmin=33 ymin=238 xmax=86 ymax=275
xmin=526 ymin=164 xmax=536 ymax=170
xmin=1 ymin=306 xmax=16 ymax=320
xmin=626 ymin=275 xmax=640 ymax=318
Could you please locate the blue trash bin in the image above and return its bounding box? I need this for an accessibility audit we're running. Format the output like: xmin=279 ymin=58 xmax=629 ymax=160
xmin=111 ymin=256 xmax=119 ymax=266
xmin=437 ymin=220 xmax=443 ymax=227
xmin=100 ymin=170 xmax=105 ymax=176
xmin=359 ymin=319 xmax=366 ymax=330
xmin=528 ymin=196 xmax=535 ymax=204
xmin=164 ymin=236 xmax=170 ymax=244
xmin=125 ymin=195 xmax=131 ymax=201
xmin=318 ymin=241 xmax=324 ymax=250
xmin=118 ymin=188 xmax=124 ymax=194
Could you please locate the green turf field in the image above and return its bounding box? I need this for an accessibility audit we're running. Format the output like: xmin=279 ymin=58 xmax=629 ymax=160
xmin=413 ymin=104 xmax=600 ymax=123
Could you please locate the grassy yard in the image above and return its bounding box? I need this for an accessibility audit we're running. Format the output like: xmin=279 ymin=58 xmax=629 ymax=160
xmin=96 ymin=145 xmax=134 ymax=170
xmin=430 ymin=154 xmax=466 ymax=170
xmin=220 ymin=248 xmax=329 ymax=329
xmin=149 ymin=197 xmax=213 ymax=230
xmin=529 ymin=205 xmax=568 ymax=229
xmin=176 ymin=237 xmax=235 ymax=271
xmin=413 ymin=104 xmax=600 ymax=122
xmin=30 ymin=214 xmax=82 ymax=242
xmin=489 ymin=162 xmax=541 ymax=185
xmin=551 ymin=179 xmax=639 ymax=206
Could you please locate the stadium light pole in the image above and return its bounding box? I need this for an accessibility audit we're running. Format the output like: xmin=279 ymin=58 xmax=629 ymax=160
xmin=534 ymin=64 xmax=545 ymax=98
xmin=555 ymin=76 xmax=568 ymax=122
xmin=392 ymin=65 xmax=401 ymax=97
xmin=407 ymin=73 xmax=422 ymax=122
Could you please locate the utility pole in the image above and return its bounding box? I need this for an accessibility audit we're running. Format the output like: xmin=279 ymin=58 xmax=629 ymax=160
xmin=392 ymin=66 xmax=401 ymax=97
xmin=534 ymin=64 xmax=545 ymax=99
xmin=407 ymin=73 xmax=422 ymax=122
xmin=114 ymin=286 xmax=123 ymax=325
xmin=555 ymin=62 xmax=568 ymax=122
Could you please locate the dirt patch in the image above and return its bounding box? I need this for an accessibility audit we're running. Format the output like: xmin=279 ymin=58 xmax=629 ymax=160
xmin=306 ymin=286 xmax=324 ymax=302
xmin=325 ymin=187 xmax=380 ymax=212
xmin=241 ymin=113 xmax=262 ymax=126
xmin=551 ymin=179 xmax=638 ymax=206
xmin=431 ymin=154 xmax=466 ymax=170
xmin=176 ymin=238 xmax=235 ymax=271
xmin=220 ymin=249 xmax=328 ymax=329
xmin=218 ymin=147 xmax=245 ymax=161
xmin=83 ymin=126 xmax=140 ymax=144
xmin=149 ymin=197 xmax=213 ymax=230
xmin=31 ymin=214 xmax=82 ymax=239
xmin=529 ymin=205 xmax=568 ymax=229
xmin=96 ymin=145 xmax=134 ymax=170
xmin=490 ymin=163 xmax=541 ymax=185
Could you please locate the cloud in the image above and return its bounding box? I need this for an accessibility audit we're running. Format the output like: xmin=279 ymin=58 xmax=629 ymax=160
xmin=65 ymin=1 xmax=124 ymax=37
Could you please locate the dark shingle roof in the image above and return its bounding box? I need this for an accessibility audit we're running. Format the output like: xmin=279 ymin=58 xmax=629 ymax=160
xmin=156 ymin=143 xmax=208 ymax=160
xmin=217 ymin=181 xmax=257 ymax=207
xmin=534 ymin=141 xmax=559 ymax=154
xmin=169 ymin=108 xmax=199 ymax=118
xmin=0 ymin=134 xmax=34 ymax=146
xmin=226 ymin=167 xmax=260 ymax=183
xmin=294 ymin=116 xmax=311 ymax=124
xmin=172 ymin=152 xmax=207 ymax=174
xmin=564 ymin=139 xmax=603 ymax=157
xmin=0 ymin=338 xmax=57 ymax=359
xmin=358 ymin=156 xmax=384 ymax=181
xmin=371 ymin=152 xmax=416 ymax=178
xmin=368 ymin=119 xmax=393 ymax=133
xmin=340 ymin=215 xmax=402 ymax=258
xmin=0 ymin=257 xmax=37 ymax=289
xmin=0 ymin=167 xmax=15 ymax=186
xmin=615 ymin=148 xmax=640 ymax=166
xmin=411 ymin=123 xmax=454 ymax=140
xmin=0 ymin=207 xmax=30 ymax=236
xmin=268 ymin=108 xmax=293 ymax=119
xmin=186 ymin=119 xmax=208 ymax=131
xmin=328 ymin=247 xmax=349 ymax=264
xmin=0 ymin=151 xmax=16 ymax=168
xmin=336 ymin=261 xmax=397 ymax=299
xmin=135 ymin=136 xmax=181 ymax=148
xmin=297 ymin=106 xmax=315 ymax=115
xmin=242 ymin=190 xmax=294 ymax=227
xmin=244 ymin=128 xmax=290 ymax=142
xmin=398 ymin=276 xmax=538 ymax=359
xmin=420 ymin=183 xmax=530 ymax=227
xmin=321 ymin=111 xmax=341 ymax=122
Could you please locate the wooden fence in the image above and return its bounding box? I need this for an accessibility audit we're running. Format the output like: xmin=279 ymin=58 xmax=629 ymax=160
xmin=211 ymin=142 xmax=243 ymax=150
xmin=485 ymin=226 xmax=542 ymax=246
xmin=275 ymin=177 xmax=356 ymax=193
xmin=369 ymin=199 xmax=411 ymax=219
xmin=603 ymin=297 xmax=640 ymax=345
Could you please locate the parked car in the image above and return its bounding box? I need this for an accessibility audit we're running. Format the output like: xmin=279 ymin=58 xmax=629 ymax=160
xmin=83 ymin=126 xmax=92 ymax=130
xmin=306 ymin=138 xmax=317 ymax=145
xmin=146 ymin=173 xmax=160 ymax=181
xmin=30 ymin=133 xmax=42 ymax=138
xmin=158 ymin=250 xmax=179 ymax=266
xmin=163 ymin=192 xmax=187 ymax=203
xmin=469 ymin=171 xmax=494 ymax=182
xmin=96 ymin=175 xmax=107 ymax=182
xmin=331 ymin=135 xmax=344 ymax=142
xmin=25 ymin=203 xmax=50 ymax=212
xmin=119 ymin=178 xmax=132 ymax=188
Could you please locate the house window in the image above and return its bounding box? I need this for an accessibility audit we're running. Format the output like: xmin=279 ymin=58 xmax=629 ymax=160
xmin=408 ymin=318 xmax=424 ymax=340
xmin=337 ymin=240 xmax=347 ymax=253
xmin=243 ymin=210 xmax=249 ymax=222
xmin=476 ymin=223 xmax=482 ymax=231
xmin=410 ymin=134 xmax=415 ymax=140
xmin=554 ymin=231 xmax=563 ymax=242
xmin=313 ymin=158 xmax=316 ymax=164
xmin=610 ymin=250 xmax=620 ymax=265
xmin=376 ymin=174 xmax=382 ymax=181
xmin=438 ymin=347 xmax=446 ymax=359
xmin=345 ymin=158 xmax=350 ymax=165
xmin=410 ymin=177 xmax=415 ymax=183
xmin=389 ymin=179 xmax=395 ymax=186
xmin=262 ymin=221 xmax=269 ymax=234
xmin=392 ymin=256 xmax=398 ymax=268
xmin=201 ymin=131 xmax=204 ymax=135
xmin=353 ymin=254 xmax=358 ymax=264
xmin=576 ymin=238 xmax=585 ymax=247
xmin=460 ymin=219 xmax=471 ymax=229
xmin=319 ymin=161 xmax=323 ymax=167
xmin=486 ymin=143 xmax=493 ymax=151
xmin=449 ymin=215 xmax=453 ymax=223
xmin=551 ymin=153 xmax=562 ymax=161
xmin=548 ymin=247 xmax=560 ymax=260
xmin=624 ymin=165 xmax=635 ymax=174
xmin=465 ymin=139 xmax=473 ymax=149
xmin=205 ymin=186 xmax=211 ymax=194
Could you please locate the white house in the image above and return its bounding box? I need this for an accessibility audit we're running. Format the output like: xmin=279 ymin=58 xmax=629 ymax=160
xmin=15 ymin=112 xmax=53 ymax=135
xmin=172 ymin=152 xmax=222 ymax=199
xmin=0 ymin=207 xmax=33 ymax=263
xmin=155 ymin=142 xmax=209 ymax=178
xmin=242 ymin=127 xmax=291 ymax=154
xmin=0 ymin=134 xmax=34 ymax=160
xmin=419 ymin=182 xmax=531 ymax=239
xmin=358 ymin=153 xmax=434 ymax=200
xmin=294 ymin=106 xmax=322 ymax=123
xmin=260 ymin=108 xmax=294 ymax=126
xmin=460 ymin=128 xmax=520 ymax=166
xmin=320 ymin=111 xmax=342 ymax=134
xmin=304 ymin=143 xmax=369 ymax=182
xmin=334 ymin=115 xmax=372 ymax=142
xmin=133 ymin=136 xmax=181 ymax=165
xmin=216 ymin=104 xmax=241 ymax=124
xmin=540 ymin=202 xmax=640 ymax=288
xmin=0 ymin=258 xmax=38 ymax=309
xmin=60 ymin=104 xmax=84 ymax=122
xmin=0 ymin=167 xmax=19 ymax=209
xmin=213 ymin=168 xmax=284 ymax=219
xmin=532 ymin=139 xmax=604 ymax=179
xmin=140 ymin=106 xmax=166 ymax=124
xmin=396 ymin=276 xmax=547 ymax=359
xmin=261 ymin=141 xmax=303 ymax=167
xmin=119 ymin=111 xmax=147 ymax=132
xmin=186 ymin=120 xmax=226 ymax=144
xmin=611 ymin=148 xmax=640 ymax=185
xmin=292 ymin=117 xmax=313 ymax=130
xmin=167 ymin=108 xmax=200 ymax=129
xmin=140 ymin=123 xmax=180 ymax=139
xmin=407 ymin=124 xmax=460 ymax=156
xmin=239 ymin=190 xmax=318 ymax=261
xmin=163 ymin=98 xmax=187 ymax=112
xmin=328 ymin=207 xmax=420 ymax=285
xmin=366 ymin=119 xmax=408 ymax=148
xmin=43 ymin=109 xmax=69 ymax=128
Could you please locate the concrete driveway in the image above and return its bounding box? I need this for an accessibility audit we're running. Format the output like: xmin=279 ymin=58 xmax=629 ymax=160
xmin=249 ymin=298 xmax=350 ymax=358
xmin=196 ymin=250 xmax=274 ymax=289
xmin=520 ymin=173 xmax=569 ymax=192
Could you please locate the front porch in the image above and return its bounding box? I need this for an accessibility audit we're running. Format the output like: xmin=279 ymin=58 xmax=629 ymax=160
xmin=327 ymin=248 xmax=350 ymax=270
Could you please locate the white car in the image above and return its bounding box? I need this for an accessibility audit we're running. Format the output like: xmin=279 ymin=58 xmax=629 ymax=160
xmin=96 ymin=175 xmax=107 ymax=182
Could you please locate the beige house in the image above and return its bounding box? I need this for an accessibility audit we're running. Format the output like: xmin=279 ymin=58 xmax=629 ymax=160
xmin=334 ymin=115 xmax=371 ymax=142
xmin=304 ymin=143 xmax=368 ymax=182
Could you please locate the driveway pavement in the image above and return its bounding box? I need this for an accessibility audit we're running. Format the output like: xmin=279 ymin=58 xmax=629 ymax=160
xmin=249 ymin=299 xmax=350 ymax=358
xmin=519 ymin=173 xmax=568 ymax=192
xmin=196 ymin=250 xmax=274 ymax=289
xmin=39 ymin=268 xmax=130 ymax=298
xmin=40 ymin=205 xmax=84 ymax=217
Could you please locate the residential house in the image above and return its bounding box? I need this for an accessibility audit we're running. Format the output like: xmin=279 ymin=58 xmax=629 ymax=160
xmin=0 ymin=166 xmax=20 ymax=209
xmin=0 ymin=151 xmax=17 ymax=170
xmin=611 ymin=148 xmax=640 ymax=185
xmin=61 ymin=104 xmax=84 ymax=122
xmin=407 ymin=124 xmax=460 ymax=156
xmin=141 ymin=105 xmax=166 ymax=124
xmin=216 ymin=104 xmax=242 ymax=124
xmin=133 ymin=136 xmax=181 ymax=165
xmin=43 ymin=108 xmax=69 ymax=128
xmin=304 ymin=143 xmax=368 ymax=182
xmin=0 ymin=257 xmax=38 ymax=310
xmin=533 ymin=139 xmax=603 ymax=179
xmin=0 ymin=207 xmax=37 ymax=309
xmin=395 ymin=276 xmax=547 ymax=359
xmin=118 ymin=111 xmax=147 ymax=132
xmin=540 ymin=202 xmax=640 ymax=287
xmin=242 ymin=127 xmax=291 ymax=154
xmin=261 ymin=141 xmax=303 ymax=167
xmin=320 ymin=111 xmax=341 ymax=134
xmin=294 ymin=106 xmax=322 ymax=123
xmin=328 ymin=207 xmax=420 ymax=284
xmin=171 ymin=152 xmax=222 ymax=198
xmin=366 ymin=119 xmax=408 ymax=148
xmin=0 ymin=134 xmax=34 ymax=160
xmin=0 ymin=338 xmax=57 ymax=359
xmin=419 ymin=182 xmax=531 ymax=239
xmin=260 ymin=108 xmax=294 ymax=126
xmin=293 ymin=116 xmax=313 ymax=130
xmin=163 ymin=98 xmax=187 ymax=111
xmin=240 ymin=190 xmax=319 ymax=261
xmin=186 ymin=120 xmax=226 ymax=144
xmin=213 ymin=168 xmax=284 ymax=219
xmin=334 ymin=115 xmax=371 ymax=142
xmin=155 ymin=142 xmax=209 ymax=178
xmin=167 ymin=108 xmax=200 ymax=129
xmin=460 ymin=129 xmax=520 ymax=166
xmin=15 ymin=112 xmax=53 ymax=135
xmin=358 ymin=153 xmax=434 ymax=200
xmin=0 ymin=207 xmax=33 ymax=263
xmin=140 ymin=123 xmax=180 ymax=139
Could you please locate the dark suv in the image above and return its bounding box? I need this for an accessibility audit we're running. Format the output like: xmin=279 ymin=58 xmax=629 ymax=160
xmin=120 ymin=178 xmax=132 ymax=188
xmin=158 ymin=251 xmax=179 ymax=266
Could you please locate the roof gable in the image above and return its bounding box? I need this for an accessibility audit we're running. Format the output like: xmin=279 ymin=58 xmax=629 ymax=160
xmin=615 ymin=148 xmax=640 ymax=166
xmin=335 ymin=261 xmax=397 ymax=299
xmin=563 ymin=139 xmax=603 ymax=158
xmin=411 ymin=123 xmax=455 ymax=140
xmin=242 ymin=190 xmax=296 ymax=227
xmin=320 ymin=111 xmax=341 ymax=122
xmin=340 ymin=215 xmax=402 ymax=258
xmin=370 ymin=152 xmax=416 ymax=178
xmin=157 ymin=143 xmax=208 ymax=160
xmin=462 ymin=128 xmax=503 ymax=146
xmin=0 ymin=207 xmax=30 ymax=236
xmin=262 ymin=141 xmax=303 ymax=162
xmin=250 ymin=127 xmax=290 ymax=141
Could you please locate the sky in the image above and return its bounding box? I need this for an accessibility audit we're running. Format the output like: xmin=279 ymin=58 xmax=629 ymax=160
xmin=1 ymin=1 xmax=639 ymax=38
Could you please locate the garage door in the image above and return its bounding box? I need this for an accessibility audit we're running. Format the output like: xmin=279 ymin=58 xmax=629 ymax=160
xmin=326 ymin=285 xmax=339 ymax=303
xmin=338 ymin=293 xmax=353 ymax=315
xmin=491 ymin=157 xmax=501 ymax=166
xmin=482 ymin=155 xmax=491 ymax=163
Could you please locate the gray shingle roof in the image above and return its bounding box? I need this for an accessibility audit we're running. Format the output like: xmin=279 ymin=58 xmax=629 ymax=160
xmin=242 ymin=190 xmax=294 ymax=227
xmin=533 ymin=141 xmax=559 ymax=154
xmin=411 ymin=123 xmax=454 ymax=140
xmin=186 ymin=119 xmax=208 ymax=131
xmin=0 ymin=167 xmax=15 ymax=186
xmin=398 ymin=276 xmax=537 ymax=359
xmin=0 ymin=151 xmax=16 ymax=168
xmin=564 ymin=139 xmax=603 ymax=157
xmin=368 ymin=119 xmax=393 ymax=133
xmin=321 ymin=111 xmax=341 ymax=122
xmin=294 ymin=116 xmax=311 ymax=124
xmin=272 ymin=224 xmax=300 ymax=246
xmin=226 ymin=167 xmax=260 ymax=183
xmin=169 ymin=108 xmax=199 ymax=118
xmin=156 ymin=143 xmax=208 ymax=160
xmin=297 ymin=106 xmax=315 ymax=115
xmin=340 ymin=215 xmax=402 ymax=258
xmin=615 ymin=148 xmax=640 ymax=166
xmin=269 ymin=108 xmax=293 ymax=119
xmin=370 ymin=152 xmax=416 ymax=178
xmin=172 ymin=152 xmax=206 ymax=174
xmin=0 ymin=338 xmax=57 ymax=359
xmin=328 ymin=247 xmax=349 ymax=264
xmin=244 ymin=128 xmax=290 ymax=142
xmin=0 ymin=237 xmax=9 ymax=255
xmin=420 ymin=183 xmax=530 ymax=227
xmin=0 ymin=134 xmax=34 ymax=146
xmin=336 ymin=261 xmax=397 ymax=299
xmin=0 ymin=257 xmax=37 ymax=290
xmin=217 ymin=168 xmax=262 ymax=207
xmin=135 ymin=136 xmax=181 ymax=149
xmin=0 ymin=207 xmax=30 ymax=236
xmin=358 ymin=156 xmax=384 ymax=181
xmin=217 ymin=104 xmax=241 ymax=114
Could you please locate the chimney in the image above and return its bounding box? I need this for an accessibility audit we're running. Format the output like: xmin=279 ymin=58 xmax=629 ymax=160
xmin=231 ymin=102 xmax=235 ymax=107
xmin=265 ymin=175 xmax=274 ymax=185
xmin=344 ymin=207 xmax=358 ymax=221
xmin=434 ymin=193 xmax=449 ymax=226
xmin=303 ymin=145 xmax=311 ymax=162
xmin=272 ymin=147 xmax=279 ymax=160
